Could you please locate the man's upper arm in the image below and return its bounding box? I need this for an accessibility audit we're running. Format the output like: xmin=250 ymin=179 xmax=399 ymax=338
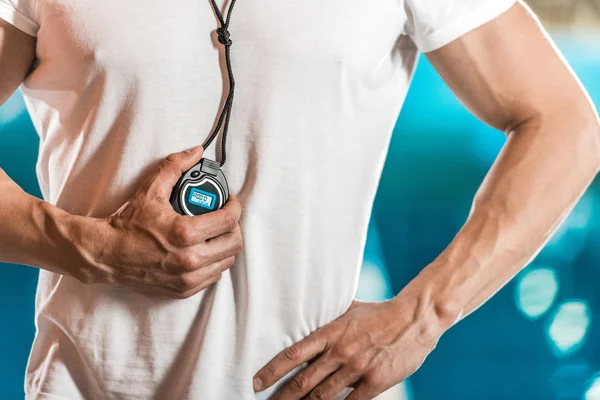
xmin=0 ymin=14 xmax=36 ymax=107
xmin=423 ymin=2 xmax=598 ymax=133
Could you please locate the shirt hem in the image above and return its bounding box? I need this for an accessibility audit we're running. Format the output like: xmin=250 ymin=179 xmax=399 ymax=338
xmin=410 ymin=0 xmax=518 ymax=53
xmin=0 ymin=1 xmax=39 ymax=37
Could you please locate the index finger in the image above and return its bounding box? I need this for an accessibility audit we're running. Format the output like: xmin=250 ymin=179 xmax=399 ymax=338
xmin=185 ymin=194 xmax=242 ymax=241
xmin=253 ymin=333 xmax=327 ymax=392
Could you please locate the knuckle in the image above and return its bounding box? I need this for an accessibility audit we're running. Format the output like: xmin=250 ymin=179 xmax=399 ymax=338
xmin=223 ymin=212 xmax=238 ymax=231
xmin=165 ymin=152 xmax=181 ymax=165
xmin=227 ymin=241 xmax=243 ymax=258
xmin=171 ymin=220 xmax=195 ymax=247
xmin=226 ymin=256 xmax=236 ymax=268
xmin=216 ymin=257 xmax=234 ymax=273
xmin=177 ymin=252 xmax=201 ymax=271
xmin=233 ymin=235 xmax=244 ymax=254
xmin=290 ymin=374 xmax=309 ymax=392
xmin=264 ymin=363 xmax=277 ymax=379
xmin=284 ymin=344 xmax=302 ymax=362
xmin=348 ymin=357 xmax=368 ymax=372
xmin=203 ymin=272 xmax=221 ymax=288
xmin=160 ymin=156 xmax=180 ymax=176
xmin=332 ymin=344 xmax=352 ymax=360
xmin=308 ymin=387 xmax=327 ymax=400
xmin=179 ymin=274 xmax=197 ymax=290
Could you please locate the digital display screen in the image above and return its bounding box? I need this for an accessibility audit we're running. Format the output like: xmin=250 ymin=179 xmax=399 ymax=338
xmin=189 ymin=188 xmax=216 ymax=209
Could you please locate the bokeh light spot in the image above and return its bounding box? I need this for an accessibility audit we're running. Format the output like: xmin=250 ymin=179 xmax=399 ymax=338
xmin=356 ymin=261 xmax=393 ymax=302
xmin=548 ymin=300 xmax=591 ymax=357
xmin=515 ymin=267 xmax=559 ymax=320
xmin=541 ymin=192 xmax=595 ymax=264
xmin=375 ymin=380 xmax=413 ymax=400
xmin=585 ymin=374 xmax=600 ymax=400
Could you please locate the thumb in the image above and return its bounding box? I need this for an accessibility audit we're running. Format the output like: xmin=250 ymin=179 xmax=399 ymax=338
xmin=170 ymin=145 xmax=205 ymax=172
xmin=151 ymin=145 xmax=205 ymax=198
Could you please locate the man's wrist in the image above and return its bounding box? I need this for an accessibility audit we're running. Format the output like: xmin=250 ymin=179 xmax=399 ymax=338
xmin=391 ymin=213 xmax=504 ymax=340
xmin=34 ymin=199 xmax=108 ymax=280
xmin=390 ymin=260 xmax=467 ymax=342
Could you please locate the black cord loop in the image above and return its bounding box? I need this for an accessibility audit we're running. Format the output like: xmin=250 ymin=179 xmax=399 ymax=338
xmin=203 ymin=0 xmax=237 ymax=167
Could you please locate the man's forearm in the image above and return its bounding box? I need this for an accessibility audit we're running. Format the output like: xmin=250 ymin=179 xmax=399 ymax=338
xmin=0 ymin=145 xmax=244 ymax=297
xmin=394 ymin=102 xmax=600 ymax=332
xmin=0 ymin=169 xmax=97 ymax=276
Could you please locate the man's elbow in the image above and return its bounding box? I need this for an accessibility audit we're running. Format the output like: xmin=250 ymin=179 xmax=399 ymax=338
xmin=510 ymin=96 xmax=600 ymax=175
xmin=574 ymin=101 xmax=600 ymax=175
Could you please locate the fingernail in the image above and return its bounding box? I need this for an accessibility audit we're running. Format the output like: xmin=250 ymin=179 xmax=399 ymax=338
xmin=253 ymin=377 xmax=263 ymax=391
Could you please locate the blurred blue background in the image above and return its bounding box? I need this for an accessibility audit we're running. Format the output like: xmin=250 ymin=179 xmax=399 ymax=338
xmin=1 ymin=2 xmax=600 ymax=399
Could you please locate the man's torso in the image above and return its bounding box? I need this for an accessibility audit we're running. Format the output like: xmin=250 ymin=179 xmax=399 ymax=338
xmin=21 ymin=0 xmax=416 ymax=398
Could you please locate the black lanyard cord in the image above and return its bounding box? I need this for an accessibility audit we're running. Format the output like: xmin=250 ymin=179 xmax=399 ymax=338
xmin=203 ymin=0 xmax=237 ymax=167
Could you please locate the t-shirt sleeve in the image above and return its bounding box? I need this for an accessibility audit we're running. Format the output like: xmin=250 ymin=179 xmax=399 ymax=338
xmin=0 ymin=0 xmax=39 ymax=37
xmin=404 ymin=0 xmax=518 ymax=53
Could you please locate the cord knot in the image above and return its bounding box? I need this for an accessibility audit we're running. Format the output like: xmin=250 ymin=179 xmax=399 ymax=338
xmin=216 ymin=27 xmax=232 ymax=46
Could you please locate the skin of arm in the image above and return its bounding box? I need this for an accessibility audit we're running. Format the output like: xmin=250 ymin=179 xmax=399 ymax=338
xmin=254 ymin=3 xmax=600 ymax=399
xmin=0 ymin=21 xmax=49 ymax=269
xmin=0 ymin=20 xmax=244 ymax=298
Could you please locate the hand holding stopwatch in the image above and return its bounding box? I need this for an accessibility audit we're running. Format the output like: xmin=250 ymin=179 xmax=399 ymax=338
xmin=170 ymin=159 xmax=229 ymax=216
xmin=171 ymin=0 xmax=237 ymax=216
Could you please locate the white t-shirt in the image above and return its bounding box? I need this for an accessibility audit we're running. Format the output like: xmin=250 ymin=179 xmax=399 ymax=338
xmin=1 ymin=0 xmax=516 ymax=398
